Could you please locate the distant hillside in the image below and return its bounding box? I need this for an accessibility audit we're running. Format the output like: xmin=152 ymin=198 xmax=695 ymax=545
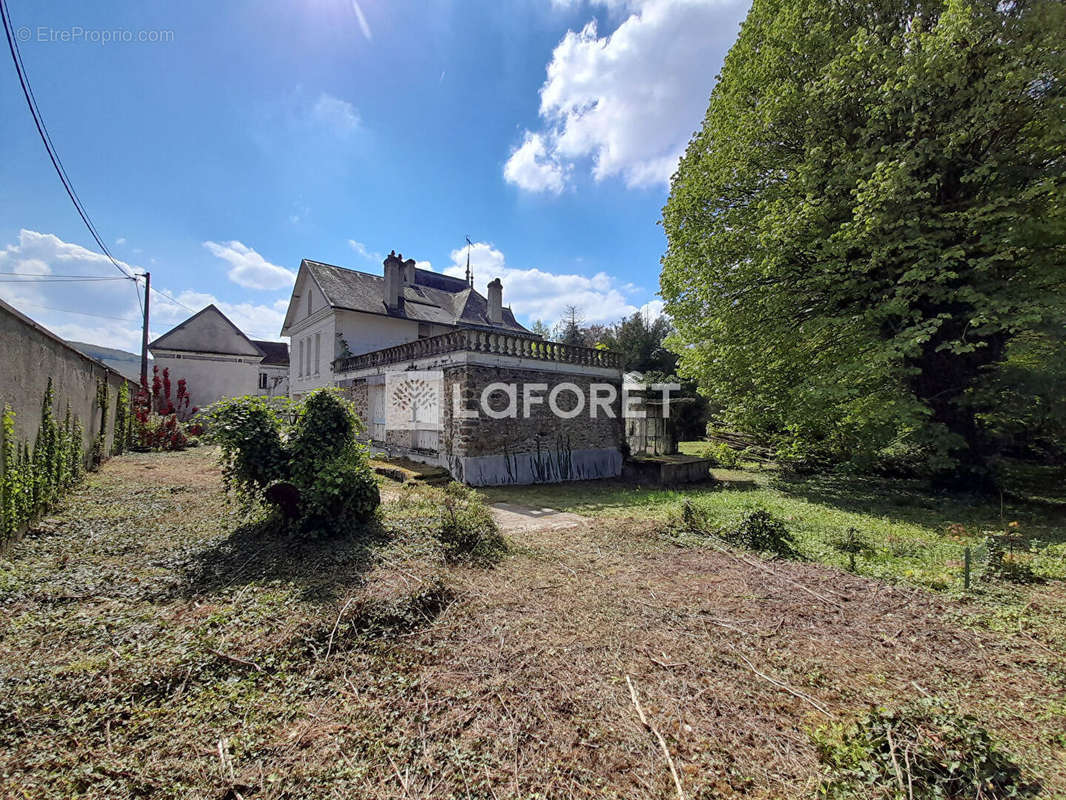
xmin=66 ymin=341 xmax=143 ymax=383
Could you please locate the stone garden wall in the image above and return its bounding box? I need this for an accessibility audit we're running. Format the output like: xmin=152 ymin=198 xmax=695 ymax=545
xmin=442 ymin=364 xmax=623 ymax=486
xmin=0 ymin=299 xmax=136 ymax=466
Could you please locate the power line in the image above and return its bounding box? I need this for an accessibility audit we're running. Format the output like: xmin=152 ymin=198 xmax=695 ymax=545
xmin=8 ymin=299 xmax=141 ymax=322
xmin=1 ymin=0 xmax=134 ymax=282
xmin=0 ymin=273 xmax=131 ymax=282
xmin=149 ymin=284 xmax=197 ymax=313
xmin=134 ymin=275 xmax=144 ymax=318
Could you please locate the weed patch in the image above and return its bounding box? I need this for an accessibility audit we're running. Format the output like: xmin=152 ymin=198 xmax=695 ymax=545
xmin=815 ymin=699 xmax=1037 ymax=799
xmin=321 ymin=579 xmax=455 ymax=648
xmin=722 ymin=509 xmax=798 ymax=557
xmin=674 ymin=502 xmax=798 ymax=558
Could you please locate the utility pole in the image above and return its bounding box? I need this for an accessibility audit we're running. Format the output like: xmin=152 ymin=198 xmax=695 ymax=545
xmin=140 ymin=272 xmax=150 ymax=387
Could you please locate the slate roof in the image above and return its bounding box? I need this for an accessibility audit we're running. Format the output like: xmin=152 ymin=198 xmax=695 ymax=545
xmin=252 ymin=340 xmax=289 ymax=365
xmin=149 ymin=305 xmax=264 ymax=358
xmin=300 ymin=260 xmax=531 ymax=334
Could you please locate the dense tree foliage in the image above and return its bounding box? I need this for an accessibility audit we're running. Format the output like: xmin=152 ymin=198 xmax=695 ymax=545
xmin=548 ymin=308 xmax=712 ymax=439
xmin=598 ymin=312 xmax=678 ymax=376
xmin=661 ymin=0 xmax=1066 ymax=480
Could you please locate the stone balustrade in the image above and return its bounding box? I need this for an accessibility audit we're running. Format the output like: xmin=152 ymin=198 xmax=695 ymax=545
xmin=334 ymin=328 xmax=623 ymax=373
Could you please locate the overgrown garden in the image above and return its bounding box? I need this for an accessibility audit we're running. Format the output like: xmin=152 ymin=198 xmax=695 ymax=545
xmin=0 ymin=365 xmax=212 ymax=545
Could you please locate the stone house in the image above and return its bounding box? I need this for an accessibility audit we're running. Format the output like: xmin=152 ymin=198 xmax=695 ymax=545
xmin=280 ymin=252 xmax=625 ymax=485
xmin=148 ymin=304 xmax=289 ymax=408
xmin=280 ymin=252 xmax=530 ymax=400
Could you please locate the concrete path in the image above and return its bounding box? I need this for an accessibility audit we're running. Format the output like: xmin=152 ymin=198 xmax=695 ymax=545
xmin=489 ymin=502 xmax=586 ymax=534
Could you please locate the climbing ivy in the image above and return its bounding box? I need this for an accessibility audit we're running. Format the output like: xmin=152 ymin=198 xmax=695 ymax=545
xmin=0 ymin=379 xmax=87 ymax=544
xmin=113 ymin=382 xmax=130 ymax=456
xmin=1 ymin=406 xmax=18 ymax=541
xmin=92 ymin=379 xmax=109 ymax=466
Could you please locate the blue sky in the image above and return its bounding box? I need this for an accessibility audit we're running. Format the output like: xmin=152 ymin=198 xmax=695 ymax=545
xmin=0 ymin=0 xmax=749 ymax=350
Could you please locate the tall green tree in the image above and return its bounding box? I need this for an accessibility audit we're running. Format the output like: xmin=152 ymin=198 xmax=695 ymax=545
xmin=556 ymin=305 xmax=587 ymax=346
xmin=661 ymin=0 xmax=1066 ymax=479
xmin=600 ymin=311 xmax=678 ymax=375
xmin=529 ymin=319 xmax=552 ymax=339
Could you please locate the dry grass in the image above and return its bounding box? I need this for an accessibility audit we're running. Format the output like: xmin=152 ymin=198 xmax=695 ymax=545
xmin=0 ymin=448 xmax=1063 ymax=798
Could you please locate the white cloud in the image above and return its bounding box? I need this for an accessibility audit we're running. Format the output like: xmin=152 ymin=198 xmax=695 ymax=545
xmin=0 ymin=230 xmax=290 ymax=352
xmin=0 ymin=230 xmax=143 ymax=350
xmin=312 ymin=92 xmax=360 ymax=134
xmin=503 ymin=132 xmax=568 ymax=194
xmin=203 ymin=240 xmax=295 ymax=290
xmin=115 ymin=237 xmax=127 ymax=246
xmin=348 ymin=239 xmax=382 ymax=263
xmin=507 ymin=0 xmax=749 ymax=191
xmin=441 ymin=240 xmax=651 ymax=325
xmin=639 ymin=298 xmax=664 ymax=319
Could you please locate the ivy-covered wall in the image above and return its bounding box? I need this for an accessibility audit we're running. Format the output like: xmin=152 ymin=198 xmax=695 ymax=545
xmin=0 ymin=299 xmax=137 ymax=544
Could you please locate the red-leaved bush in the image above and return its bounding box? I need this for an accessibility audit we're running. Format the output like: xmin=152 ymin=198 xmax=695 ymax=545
xmin=132 ymin=367 xmax=193 ymax=451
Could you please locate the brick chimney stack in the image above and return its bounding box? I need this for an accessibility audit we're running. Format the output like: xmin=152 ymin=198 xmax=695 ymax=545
xmin=384 ymin=251 xmax=403 ymax=311
xmin=487 ymin=277 xmax=503 ymax=325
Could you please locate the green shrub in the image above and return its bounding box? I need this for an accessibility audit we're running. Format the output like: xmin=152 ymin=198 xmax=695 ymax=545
xmin=300 ymin=450 xmax=380 ymax=533
xmin=984 ymin=534 xmax=1039 ymax=584
xmin=203 ymin=389 xmax=379 ymax=535
xmin=201 ymin=395 xmax=287 ymax=506
xmin=91 ymin=379 xmax=109 ymax=468
xmin=815 ymin=699 xmax=1035 ymax=799
xmin=686 ymin=441 xmax=742 ymax=468
xmin=437 ymin=482 xmax=504 ymax=563
xmin=288 ymin=389 xmax=362 ymax=487
xmin=723 ymin=509 xmax=797 ymax=557
xmin=113 ymin=382 xmax=130 ymax=456
xmin=675 ymin=499 xmax=711 ymax=535
xmin=706 ymin=441 xmax=741 ymax=468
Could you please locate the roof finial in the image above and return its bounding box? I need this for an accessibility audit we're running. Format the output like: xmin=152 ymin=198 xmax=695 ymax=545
xmin=465 ymin=235 xmax=473 ymax=288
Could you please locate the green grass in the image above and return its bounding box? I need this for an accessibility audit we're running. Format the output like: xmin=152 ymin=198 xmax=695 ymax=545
xmin=481 ymin=453 xmax=1066 ymax=662
xmin=480 ymin=454 xmax=1066 ymax=595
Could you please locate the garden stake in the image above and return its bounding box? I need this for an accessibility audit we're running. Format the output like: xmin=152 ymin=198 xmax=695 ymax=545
xmin=963 ymin=547 xmax=971 ymax=591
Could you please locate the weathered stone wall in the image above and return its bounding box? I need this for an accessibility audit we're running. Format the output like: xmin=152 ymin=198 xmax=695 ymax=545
xmin=443 ymin=364 xmax=623 ymax=486
xmin=337 ymin=379 xmax=369 ymax=429
xmin=0 ymin=299 xmax=137 ymax=468
xmin=337 ymin=361 xmax=624 ymax=485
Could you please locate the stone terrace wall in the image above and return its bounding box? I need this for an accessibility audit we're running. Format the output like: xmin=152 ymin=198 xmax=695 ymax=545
xmin=339 ymin=379 xmax=369 ymax=431
xmin=443 ymin=364 xmax=623 ymax=486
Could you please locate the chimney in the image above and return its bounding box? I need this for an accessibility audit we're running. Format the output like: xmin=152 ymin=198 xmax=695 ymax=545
xmin=401 ymin=258 xmax=416 ymax=286
xmin=487 ymin=277 xmax=503 ymax=325
xmin=383 ymin=251 xmax=403 ymax=311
